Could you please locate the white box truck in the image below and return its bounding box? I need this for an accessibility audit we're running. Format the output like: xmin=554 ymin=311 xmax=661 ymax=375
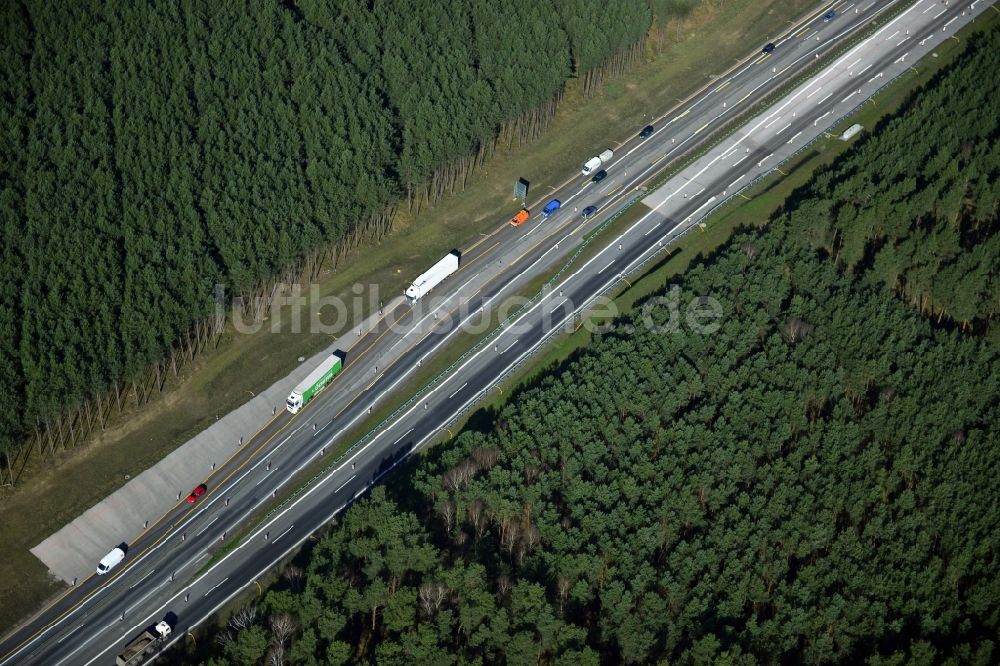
xmin=404 ymin=251 xmax=460 ymax=302
xmin=581 ymin=149 xmax=614 ymax=175
xmin=286 ymin=352 xmax=343 ymax=414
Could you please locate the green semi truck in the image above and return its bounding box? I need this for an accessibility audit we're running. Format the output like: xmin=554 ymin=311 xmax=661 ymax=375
xmin=286 ymin=352 xmax=342 ymax=414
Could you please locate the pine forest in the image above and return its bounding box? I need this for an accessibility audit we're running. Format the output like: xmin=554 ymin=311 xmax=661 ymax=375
xmin=0 ymin=0 xmax=668 ymax=475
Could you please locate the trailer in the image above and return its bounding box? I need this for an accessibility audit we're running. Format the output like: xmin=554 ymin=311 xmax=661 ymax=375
xmin=286 ymin=352 xmax=343 ymax=414
xmin=117 ymin=621 xmax=171 ymax=666
xmin=404 ymin=251 xmax=461 ymax=302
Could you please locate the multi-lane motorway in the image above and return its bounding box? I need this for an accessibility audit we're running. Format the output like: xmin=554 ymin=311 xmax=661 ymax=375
xmin=2 ymin=0 xmax=993 ymax=663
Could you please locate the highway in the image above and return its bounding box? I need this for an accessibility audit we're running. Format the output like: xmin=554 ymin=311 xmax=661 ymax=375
xmin=1 ymin=0 xmax=992 ymax=663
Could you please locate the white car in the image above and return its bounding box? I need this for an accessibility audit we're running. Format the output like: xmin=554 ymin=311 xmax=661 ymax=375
xmin=96 ymin=547 xmax=125 ymax=575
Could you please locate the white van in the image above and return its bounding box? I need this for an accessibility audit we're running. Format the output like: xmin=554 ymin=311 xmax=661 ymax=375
xmin=581 ymin=156 xmax=602 ymax=176
xmin=97 ymin=547 xmax=125 ymax=575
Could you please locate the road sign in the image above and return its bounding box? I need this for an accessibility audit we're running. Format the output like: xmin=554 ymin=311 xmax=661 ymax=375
xmin=514 ymin=178 xmax=529 ymax=200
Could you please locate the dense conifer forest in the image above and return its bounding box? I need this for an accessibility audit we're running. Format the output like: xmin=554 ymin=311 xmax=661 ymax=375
xmin=187 ymin=27 xmax=999 ymax=665
xmin=0 ymin=0 xmax=675 ymax=477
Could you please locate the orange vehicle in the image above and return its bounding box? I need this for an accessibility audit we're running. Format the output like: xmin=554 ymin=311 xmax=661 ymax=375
xmin=509 ymin=208 xmax=530 ymax=226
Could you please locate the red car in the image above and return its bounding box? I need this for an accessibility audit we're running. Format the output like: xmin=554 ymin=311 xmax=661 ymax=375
xmin=186 ymin=484 xmax=207 ymax=503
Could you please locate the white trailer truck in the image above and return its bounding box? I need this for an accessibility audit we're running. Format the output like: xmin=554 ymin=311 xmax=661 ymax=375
xmin=116 ymin=621 xmax=171 ymax=666
xmin=404 ymin=251 xmax=460 ymax=302
xmin=286 ymin=352 xmax=343 ymax=414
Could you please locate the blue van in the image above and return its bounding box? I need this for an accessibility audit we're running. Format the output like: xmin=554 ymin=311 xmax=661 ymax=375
xmin=541 ymin=199 xmax=562 ymax=218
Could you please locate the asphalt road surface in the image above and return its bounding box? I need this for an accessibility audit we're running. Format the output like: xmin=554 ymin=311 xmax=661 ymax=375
xmin=2 ymin=0 xmax=992 ymax=663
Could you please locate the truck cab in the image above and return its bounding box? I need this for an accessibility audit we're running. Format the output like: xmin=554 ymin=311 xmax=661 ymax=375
xmin=509 ymin=208 xmax=530 ymax=226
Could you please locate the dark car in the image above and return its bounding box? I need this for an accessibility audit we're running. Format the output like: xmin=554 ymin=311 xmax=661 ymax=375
xmin=591 ymin=169 xmax=607 ymax=183
xmin=582 ymin=206 xmax=598 ymax=219
xmin=762 ymin=42 xmax=775 ymax=55
xmin=823 ymin=10 xmax=836 ymax=22
xmin=639 ymin=124 xmax=655 ymax=139
xmin=186 ymin=483 xmax=207 ymax=503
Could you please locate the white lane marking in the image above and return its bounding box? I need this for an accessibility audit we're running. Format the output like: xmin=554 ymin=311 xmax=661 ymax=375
xmin=764 ymin=116 xmax=782 ymax=128
xmin=334 ymin=475 xmax=356 ymax=494
xmin=392 ymin=428 xmax=414 ymax=446
xmin=643 ymin=223 xmax=661 ymax=236
xmin=203 ymin=577 xmax=229 ymax=597
xmin=732 ymin=155 xmax=748 ymax=167
xmin=829 ymin=1 xmax=918 ymax=74
xmin=807 ymin=87 xmax=822 ymax=98
xmin=684 ymin=196 xmax=718 ymax=223
xmin=598 ymin=260 xmax=615 ymax=275
xmin=56 ymin=625 xmax=85 ymax=644
xmin=776 ymin=123 xmax=792 ymax=135
xmin=448 ymin=383 xmax=468 ymax=400
xmin=932 ymin=9 xmax=946 ymax=19
xmin=195 ymin=516 xmax=219 ymax=537
xmin=127 ymin=569 xmax=155 ymax=590
xmin=727 ymin=174 xmax=747 ymax=190
xmin=943 ymin=16 xmax=958 ymax=28
xmin=501 ymin=340 xmax=518 ymax=355
xmin=818 ymin=92 xmax=833 ymax=105
xmin=271 ymin=527 xmax=294 ymax=544
xmin=788 ymin=131 xmax=802 ymax=144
